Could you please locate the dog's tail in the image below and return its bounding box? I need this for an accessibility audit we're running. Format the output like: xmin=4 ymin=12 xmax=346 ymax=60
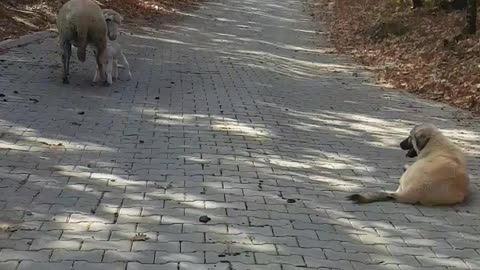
xmin=346 ymin=192 xmax=396 ymax=204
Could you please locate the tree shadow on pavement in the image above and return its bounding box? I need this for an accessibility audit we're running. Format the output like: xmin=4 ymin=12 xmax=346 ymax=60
xmin=0 ymin=0 xmax=480 ymax=269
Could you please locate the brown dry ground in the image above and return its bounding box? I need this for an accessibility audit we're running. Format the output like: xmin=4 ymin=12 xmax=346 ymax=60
xmin=310 ymin=0 xmax=480 ymax=115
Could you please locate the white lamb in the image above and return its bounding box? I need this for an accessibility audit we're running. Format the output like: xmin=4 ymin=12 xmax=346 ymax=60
xmin=92 ymin=40 xmax=132 ymax=84
xmin=56 ymin=0 xmax=123 ymax=84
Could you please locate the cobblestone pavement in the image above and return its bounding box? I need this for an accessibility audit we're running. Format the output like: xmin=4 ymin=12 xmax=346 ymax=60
xmin=1 ymin=0 xmax=480 ymax=269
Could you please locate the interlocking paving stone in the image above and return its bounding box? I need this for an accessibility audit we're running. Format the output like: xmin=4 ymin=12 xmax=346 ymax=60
xmin=0 ymin=0 xmax=479 ymax=268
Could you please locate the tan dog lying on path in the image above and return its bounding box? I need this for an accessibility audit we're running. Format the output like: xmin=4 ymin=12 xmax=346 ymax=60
xmin=347 ymin=123 xmax=469 ymax=206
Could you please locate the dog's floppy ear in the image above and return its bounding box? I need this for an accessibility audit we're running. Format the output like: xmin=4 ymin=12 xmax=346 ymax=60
xmin=413 ymin=131 xmax=430 ymax=152
xmin=411 ymin=123 xmax=435 ymax=153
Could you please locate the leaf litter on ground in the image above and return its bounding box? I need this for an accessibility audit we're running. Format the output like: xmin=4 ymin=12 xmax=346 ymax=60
xmin=310 ymin=0 xmax=480 ymax=115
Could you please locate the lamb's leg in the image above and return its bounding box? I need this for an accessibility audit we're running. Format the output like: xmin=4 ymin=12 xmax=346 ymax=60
xmin=113 ymin=60 xmax=119 ymax=81
xmin=119 ymin=52 xmax=132 ymax=81
xmin=92 ymin=66 xmax=100 ymax=83
xmin=92 ymin=49 xmax=100 ymax=84
xmin=61 ymin=39 xmax=72 ymax=84
xmin=106 ymin=61 xmax=113 ymax=85
xmin=95 ymin=47 xmax=108 ymax=84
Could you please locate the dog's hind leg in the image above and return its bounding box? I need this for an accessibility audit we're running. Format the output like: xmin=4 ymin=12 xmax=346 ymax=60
xmin=346 ymin=192 xmax=396 ymax=204
xmin=394 ymin=190 xmax=422 ymax=205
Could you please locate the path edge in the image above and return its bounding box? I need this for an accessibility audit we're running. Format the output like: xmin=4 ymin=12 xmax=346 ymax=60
xmin=0 ymin=29 xmax=57 ymax=51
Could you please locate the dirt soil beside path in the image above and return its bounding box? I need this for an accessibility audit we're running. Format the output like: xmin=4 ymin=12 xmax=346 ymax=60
xmin=0 ymin=0 xmax=201 ymax=42
xmin=310 ymin=0 xmax=480 ymax=116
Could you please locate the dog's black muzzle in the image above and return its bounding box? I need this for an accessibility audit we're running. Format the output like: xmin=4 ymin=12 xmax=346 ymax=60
xmin=400 ymin=136 xmax=417 ymax=158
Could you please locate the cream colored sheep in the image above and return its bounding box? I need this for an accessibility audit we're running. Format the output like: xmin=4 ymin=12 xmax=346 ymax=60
xmin=102 ymin=9 xmax=124 ymax=41
xmin=92 ymin=40 xmax=132 ymax=85
xmin=56 ymin=0 xmax=123 ymax=84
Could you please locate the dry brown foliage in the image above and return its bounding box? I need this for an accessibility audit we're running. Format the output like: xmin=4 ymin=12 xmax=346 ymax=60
xmin=311 ymin=0 xmax=480 ymax=114
xmin=0 ymin=0 xmax=201 ymax=41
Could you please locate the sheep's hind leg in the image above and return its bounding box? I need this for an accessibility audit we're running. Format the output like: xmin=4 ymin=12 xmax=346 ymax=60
xmin=61 ymin=40 xmax=72 ymax=84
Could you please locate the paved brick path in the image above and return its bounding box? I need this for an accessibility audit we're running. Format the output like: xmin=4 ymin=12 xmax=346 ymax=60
xmin=1 ymin=0 xmax=480 ymax=269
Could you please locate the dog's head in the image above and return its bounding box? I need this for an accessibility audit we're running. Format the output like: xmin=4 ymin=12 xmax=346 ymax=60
xmin=400 ymin=123 xmax=438 ymax=158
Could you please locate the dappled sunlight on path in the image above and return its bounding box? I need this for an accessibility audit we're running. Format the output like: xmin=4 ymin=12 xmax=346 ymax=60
xmin=0 ymin=0 xmax=480 ymax=269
